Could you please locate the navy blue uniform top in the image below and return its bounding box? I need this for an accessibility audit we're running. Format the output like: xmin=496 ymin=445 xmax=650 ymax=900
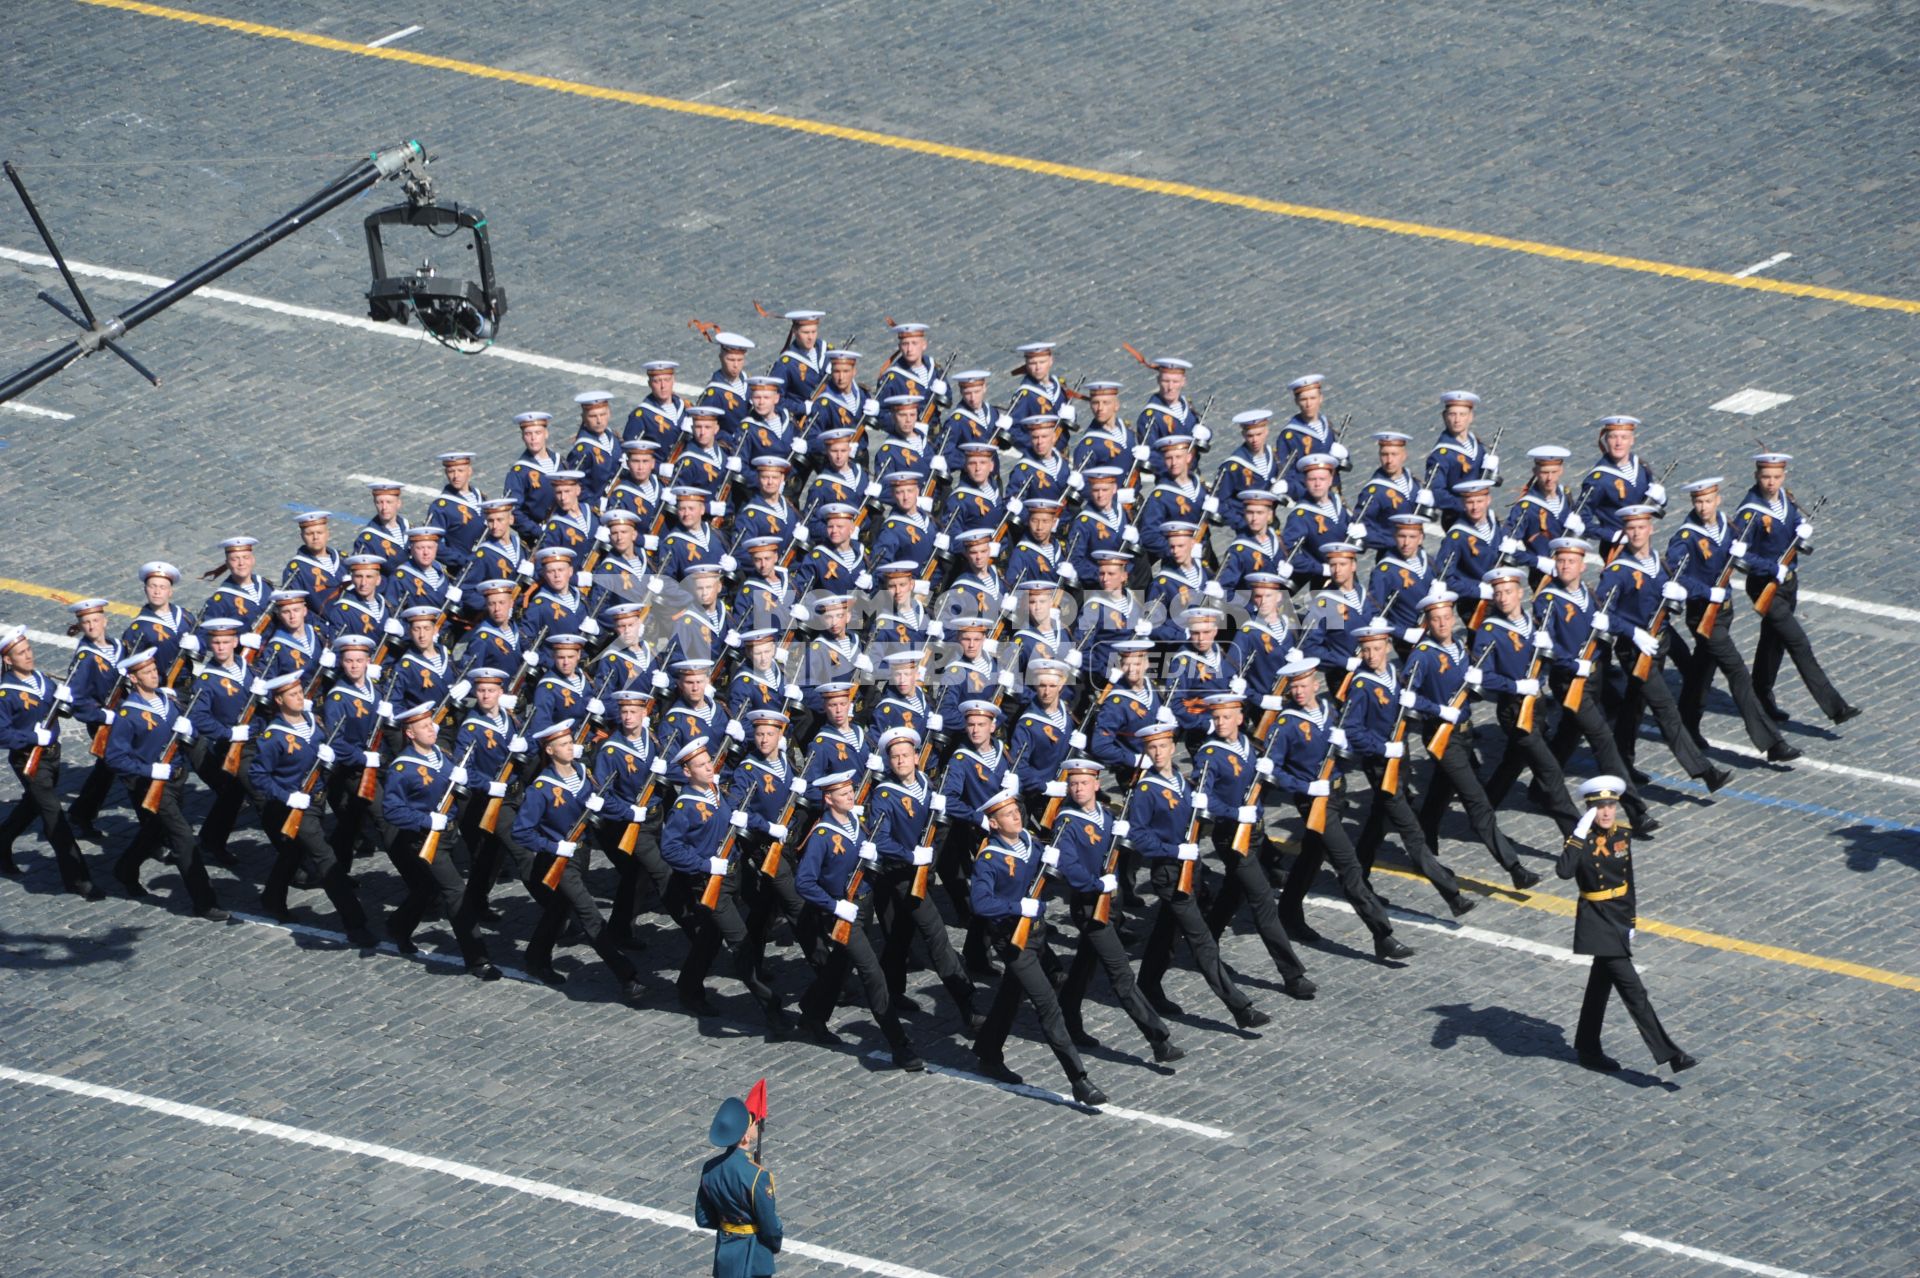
xmin=794 ymin=809 xmax=868 ymax=911
xmin=1261 ymin=699 xmax=1342 ymax=797
xmin=592 ymin=731 xmax=661 ymax=813
xmin=1579 ymin=453 xmax=1657 ymax=544
xmin=68 ymin=638 xmax=123 ymax=729
xmin=1122 ymin=767 xmax=1196 ymax=861
xmin=868 ymin=773 xmax=938 ymax=862
xmin=726 ymin=750 xmax=798 ymax=835
xmin=511 ymin=767 xmax=590 ymax=857
xmin=1533 ymin=582 xmax=1600 ymax=676
xmin=122 ymin=603 xmax=194 ymax=678
xmin=1472 ymin=613 xmax=1548 ymax=695
xmin=1403 ymin=636 xmax=1474 ymax=724
xmin=1423 ymin=432 xmax=1492 ymax=518
xmin=248 ymin=712 xmax=325 ymax=804
xmin=380 ymin=744 xmax=458 ymax=834
xmin=1733 ymin=487 xmax=1808 ymax=580
xmin=660 ymin=782 xmax=733 ymax=875
xmin=1048 ymin=802 xmax=1118 ymax=895
xmin=1598 ymin=549 xmax=1669 ymax=634
xmin=939 ymin=741 xmax=1010 ymax=828
xmin=1008 ymin=703 xmax=1075 ymax=792
xmin=1342 ymin=665 xmax=1404 ymax=757
xmin=104 ymin=687 xmax=180 ymax=781
xmin=454 ymin=705 xmax=521 ymax=784
xmin=970 ymin=828 xmax=1044 ymax=921
xmin=186 ymin=659 xmax=254 ymax=743
xmin=0 ymin=669 xmax=56 ymax=752
xmin=1193 ymin=734 xmax=1262 ymax=811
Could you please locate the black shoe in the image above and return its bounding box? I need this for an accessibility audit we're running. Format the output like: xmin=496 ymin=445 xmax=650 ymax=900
xmin=81 ymin=883 xmax=107 ymax=902
xmin=1702 ymin=767 xmax=1733 ymax=794
xmin=289 ymin=869 xmax=318 ymax=890
xmin=677 ymin=986 xmax=716 ymax=1015
xmin=1761 ymin=701 xmax=1789 ymax=724
xmin=1832 ymin=703 xmax=1861 ymax=725
xmin=1141 ymin=986 xmax=1184 ymax=1018
xmin=1632 ymin=815 xmax=1660 ymax=836
xmin=1151 ymin=1039 xmax=1185 ymax=1065
xmin=974 ymin=1055 xmax=1023 ymax=1086
xmin=261 ymin=901 xmax=292 ymax=924
xmin=965 ymin=1010 xmax=987 ymax=1036
xmin=1577 ymin=1050 xmax=1621 ymax=1072
xmin=346 ymin=927 xmax=378 ymax=948
xmin=1071 ymin=1077 xmax=1108 ymax=1106
xmin=1067 ymin=1024 xmax=1100 ymax=1049
xmin=893 ymin=992 xmax=925 ymax=1015
xmin=468 ymin=961 xmax=503 ymax=982
xmin=1374 ymin=936 xmax=1414 ymax=961
xmin=1233 ymin=1005 xmax=1271 ymax=1030
xmin=1447 ymin=894 xmax=1477 ymax=918
xmin=1283 ymin=975 xmax=1317 ymax=1001
xmin=71 ymin=821 xmax=105 ymax=844
xmin=386 ymin=931 xmax=419 ymax=955
xmin=203 ymin=844 xmax=236 ymax=868
xmin=1281 ymin=915 xmax=1323 ymax=946
xmin=1509 ymin=865 xmax=1542 ymax=890
xmin=196 ymin=907 xmax=231 ymax=923
xmin=1628 ymin=766 xmax=1652 ymax=786
xmin=477 ymin=905 xmax=503 ymax=923
xmin=797 ymin=1017 xmax=842 ymax=1046
xmin=1670 ymin=1052 xmax=1699 ymax=1074
xmin=529 ymin=964 xmax=568 ymax=988
xmin=1766 ymin=742 xmax=1802 ymax=763
xmin=622 ymin=978 xmax=648 ymax=1006
xmin=893 ymin=1048 xmax=926 ymax=1072
xmin=114 ymin=861 xmax=150 ymax=899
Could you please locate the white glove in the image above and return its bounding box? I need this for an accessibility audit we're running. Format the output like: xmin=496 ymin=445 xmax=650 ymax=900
xmin=587 ymin=697 xmax=606 ymax=716
xmin=1535 ymin=556 xmax=1554 ymax=575
xmin=1329 ymin=728 xmax=1348 ymax=749
xmin=861 ymin=400 xmax=879 ymax=419
xmin=1133 ymin=753 xmax=1151 ymax=770
xmin=1484 ymin=452 xmax=1501 ymax=474
xmin=932 ymin=376 xmax=950 ymax=399
xmin=1730 ymin=539 xmax=1749 ymax=558
xmin=53 ymin=682 xmax=73 ymax=704
xmin=628 ymin=802 xmax=647 ymax=821
xmin=1192 ymin=424 xmax=1210 ymax=446
xmin=1647 ymin=482 xmax=1667 ymax=506
xmin=1176 ymin=842 xmax=1200 ymax=861
xmin=1402 ymin=626 xmax=1423 ymax=645
xmin=577 ymin=571 xmax=595 ymax=589
xmin=1044 ymin=780 xmax=1067 ymax=798
xmin=929 ymin=455 xmax=950 ymax=476
xmin=768 ymin=821 xmax=790 ymax=841
xmin=32 ymin=725 xmax=54 ymax=746
xmin=1119 ymin=488 xmax=1138 ymax=507
xmin=1477 ymin=580 xmax=1494 ymax=600
xmin=1018 ymin=896 xmax=1042 ymax=918
xmin=997 ymin=669 xmax=1017 ymax=692
xmin=1256 ymin=757 xmax=1275 ymax=778
xmin=1499 ymin=537 xmax=1523 ymax=556
xmin=1575 ymin=658 xmax=1594 ymax=677
xmin=521 ymin=650 xmax=541 ymax=668
xmin=1708 ymin=586 xmax=1728 ymax=604
xmin=377 ymin=699 xmax=395 ymax=718
xmin=854 ymin=571 xmax=874 ymax=592
xmin=285 ymin=790 xmax=312 ymax=811
xmin=930 ymin=793 xmax=948 ymax=814
xmin=180 ymin=633 xmax=203 ymax=654
xmin=1439 ymin=704 xmax=1461 ymax=724
xmin=1068 ymin=730 xmax=1088 ymax=749
xmin=1306 ymin=779 xmax=1331 ymax=798
xmin=725 ymin=719 xmax=746 ymax=743
xmin=910 ymin=844 xmax=933 ymax=866
xmin=862 ymin=481 xmax=882 ymax=501
xmin=1384 ymin=742 xmax=1406 ymax=760
xmin=1349 ymin=522 xmax=1369 ymax=540
xmin=720 ymin=554 xmax=739 ymax=573
xmin=1532 ymin=630 xmax=1554 ymax=652
xmin=1059 ymin=403 xmax=1078 ymax=425
xmin=1041 ymin=845 xmax=1060 ymax=869
xmin=148 ymin=761 xmax=172 ymax=781
xmin=586 ymin=793 xmax=607 ymax=813
xmin=1236 ymin=805 xmax=1259 ymax=824
xmin=488 ymin=781 xmax=509 ymax=798
xmin=725 ymin=455 xmax=743 ymax=475
xmin=833 ymin=899 xmax=859 ymax=922
xmin=1516 ymin=678 xmax=1541 ymax=696
xmin=1132 ymin=443 xmax=1150 ymax=462
xmin=1775 ymin=562 xmax=1792 ymax=583
xmin=516 ymin=558 xmax=537 ymax=579
xmin=784 ymin=683 xmax=803 ymax=704
xmin=449 ymin=678 xmax=472 ymax=700
xmin=1632 ymin=628 xmax=1660 ymax=657
xmin=643 ymin=533 xmax=661 ymax=552
xmin=1591 ymin=612 xmax=1611 ymax=633
xmin=595 ymin=523 xmax=613 ymax=543
xmin=171 ymin=715 xmax=195 ymax=740
xmin=793 ymin=523 xmax=817 ymax=547
xmin=1191 ymin=792 xmax=1210 ymax=814
xmin=858 ymin=840 xmax=880 ymax=865
xmin=580 ymin=617 xmax=603 ymax=637
xmin=864 ymin=752 xmax=883 ymax=772
xmin=447 ymin=764 xmax=467 ymax=785
xmin=1202 ymin=580 xmax=1225 ymax=600
xmin=316 ymin=744 xmax=337 ymax=766
xmin=1202 ymin=496 xmax=1220 ymax=516
xmin=509 ymin=734 xmax=529 ymax=752
xmin=1345 ymin=654 xmax=1362 ymax=672
xmin=496 ymin=693 xmax=519 ymax=712
xmin=361 ymin=749 xmax=380 ymax=767
xmin=1119 ymin=525 xmax=1143 ymax=549
xmin=932 ymin=532 xmax=949 ymax=552
xmin=1113 ymin=820 xmax=1131 ymax=838
xmin=1565 ymin=513 xmax=1586 ymax=536
xmin=1574 ymin=808 xmax=1597 ymax=838
xmin=1464 ymin=667 xmax=1483 ymax=688
xmin=1133 ymin=618 xmax=1154 ymax=637
xmin=1260 ymin=694 xmax=1285 ymax=711
xmin=1416 ymin=487 xmax=1435 ymax=507
xmin=1660 ymin=581 xmax=1687 ymax=603
xmin=429 ymin=812 xmax=448 ymax=832
xmin=554 ymin=839 xmax=576 ymax=858
xmin=1066 ymin=472 xmax=1086 ymax=494
xmin=1099 ymin=873 xmax=1120 ymax=894
xmin=708 ymin=855 xmax=731 ymax=876
xmin=1008 ymin=498 xmax=1025 ymax=518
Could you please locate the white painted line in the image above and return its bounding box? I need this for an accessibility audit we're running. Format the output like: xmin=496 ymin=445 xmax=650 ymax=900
xmin=1620 ymin=1231 xmax=1822 ymax=1278
xmin=23 ymin=628 xmax=77 ymax=649
xmin=345 ymin=471 xmax=441 ymax=499
xmin=1798 ymin=589 xmax=1920 ymax=625
xmin=1731 ymin=251 xmax=1793 ymax=278
xmin=366 ymin=24 xmax=422 ymax=48
xmin=688 ymin=79 xmax=739 ymax=101
xmin=1697 ymin=734 xmax=1920 ymax=793
xmin=1331 ymin=899 xmax=1587 ymax=966
xmin=861 ymin=1052 xmax=1233 ymax=1140
xmin=0 ymin=245 xmax=702 ymax=399
xmin=0 ymin=400 xmax=75 ymax=420
xmin=1710 ymin=388 xmax=1795 ymax=415
xmin=0 ymin=1064 xmax=950 ymax=1278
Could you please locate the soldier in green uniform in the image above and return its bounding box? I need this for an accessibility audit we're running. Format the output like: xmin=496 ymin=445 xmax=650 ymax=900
xmin=696 ymin=1095 xmax=783 ymax=1278
xmin=1557 ymin=775 xmax=1699 ymax=1075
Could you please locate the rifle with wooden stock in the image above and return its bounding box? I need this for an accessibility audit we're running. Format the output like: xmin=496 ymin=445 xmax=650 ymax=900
xmin=279 ymin=705 xmax=360 ymax=840
xmin=1176 ymin=757 xmax=1216 ymax=894
xmin=1426 ymin=637 xmax=1500 ymax=762
xmin=22 ymin=647 xmax=87 ymax=780
xmin=1751 ymin=495 xmax=1826 ymax=618
xmin=1562 ymin=580 xmax=1622 ymax=715
xmin=544 ymin=766 xmax=626 ymax=891
xmin=419 ymin=740 xmax=481 ymax=865
xmin=1696 ymin=508 xmax=1760 ymax=639
xmin=1633 ymin=550 xmax=1691 ymax=683
xmin=140 ymin=671 xmax=211 ymax=814
xmin=1303 ymin=694 xmax=1358 ymax=837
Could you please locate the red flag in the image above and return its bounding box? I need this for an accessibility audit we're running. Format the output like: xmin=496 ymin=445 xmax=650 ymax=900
xmin=745 ymin=1078 xmax=768 ymax=1122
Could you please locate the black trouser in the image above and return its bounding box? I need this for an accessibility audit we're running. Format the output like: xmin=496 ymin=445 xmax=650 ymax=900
xmin=114 ymin=775 xmax=219 ymax=913
xmin=872 ymin=860 xmax=975 ymax=1016
xmin=664 ymin=867 xmax=778 ymax=1012
xmin=937 ymin=822 xmax=994 ymax=965
xmin=259 ymin=798 xmax=368 ymax=932
xmin=1414 ymin=721 xmax=1527 ymax=872
xmin=975 ymin=916 xmax=1087 ymax=1084
xmin=1277 ymin=792 xmax=1394 ymax=942
xmin=455 ymin=794 xmax=528 ymax=925
xmin=325 ymin=762 xmax=391 ymax=869
xmin=1060 ymin=892 xmax=1170 ymax=1046
xmin=2 ymin=746 xmax=94 ymax=890
xmin=1610 ymin=636 xmax=1713 ymax=778
xmin=1483 ymin=696 xmax=1581 ymax=837
xmin=1679 ymin=602 xmax=1783 ymax=750
xmin=1139 ymin=859 xmax=1254 ymax=1014
xmin=66 ymin=744 xmax=118 ymax=829
xmin=184 ymin=739 xmax=248 ymax=856
xmin=525 ymin=846 xmax=638 ymax=983
xmin=597 ymin=815 xmax=672 ymax=943
xmin=384 ymin=827 xmax=489 ymax=965
xmin=1352 ymin=759 xmax=1464 ymax=903
xmin=798 ymin=897 xmax=911 ymax=1052
xmin=1746 ymin=576 xmax=1849 ymax=721
xmin=741 ymin=837 xmax=816 ymax=972
xmin=1541 ymin=670 xmax=1651 ymax=825
xmin=1202 ymin=828 xmax=1309 ymax=980
xmin=1576 ymin=954 xmax=1681 ymax=1065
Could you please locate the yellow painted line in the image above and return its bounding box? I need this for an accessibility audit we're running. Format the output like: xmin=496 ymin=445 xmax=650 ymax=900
xmin=77 ymin=0 xmax=1920 ymax=317
xmin=0 ymin=576 xmax=139 ymax=618
xmin=1374 ymin=865 xmax=1920 ymax=993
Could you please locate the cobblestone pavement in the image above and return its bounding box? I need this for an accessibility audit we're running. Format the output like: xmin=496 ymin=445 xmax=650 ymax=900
xmin=2 ymin=2 xmax=1916 ymax=1275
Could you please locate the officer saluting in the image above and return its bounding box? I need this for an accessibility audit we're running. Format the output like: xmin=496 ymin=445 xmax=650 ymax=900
xmin=1557 ymin=776 xmax=1698 ymax=1076
xmin=696 ymin=1094 xmax=782 ymax=1278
